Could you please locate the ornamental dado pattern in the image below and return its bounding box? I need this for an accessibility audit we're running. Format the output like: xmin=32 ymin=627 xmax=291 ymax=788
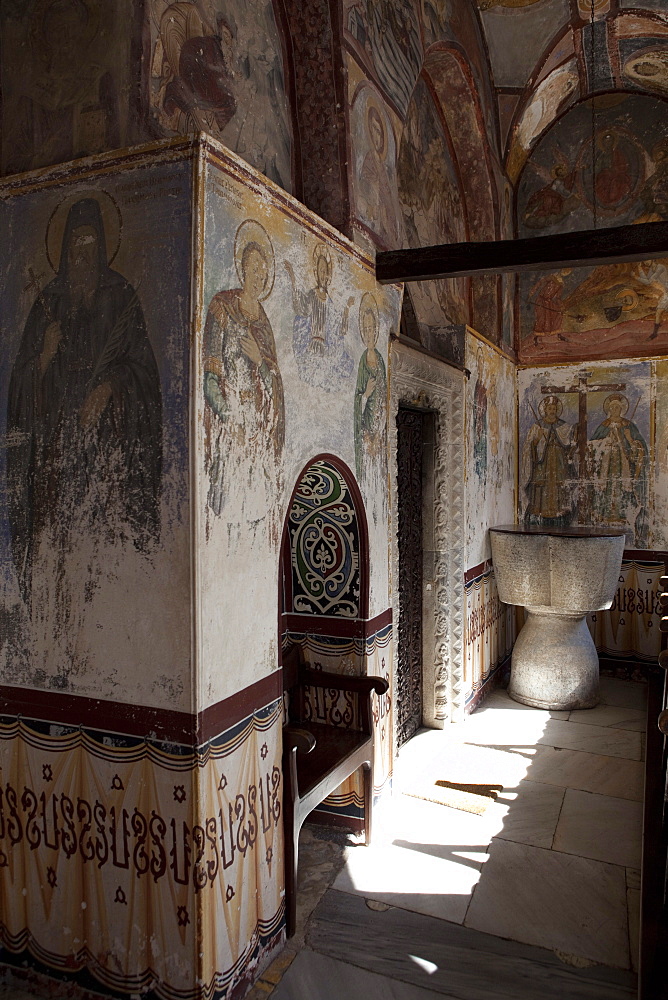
xmin=288 ymin=460 xmax=360 ymax=617
xmin=466 ymin=590 xmax=504 ymax=645
xmin=0 ymin=770 xmax=281 ymax=891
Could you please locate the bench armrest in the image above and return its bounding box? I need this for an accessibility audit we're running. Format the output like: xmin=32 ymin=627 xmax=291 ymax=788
xmin=283 ymin=725 xmax=316 ymax=754
xmin=301 ymin=666 xmax=389 ymax=697
xmin=300 ymin=668 xmax=388 ymax=736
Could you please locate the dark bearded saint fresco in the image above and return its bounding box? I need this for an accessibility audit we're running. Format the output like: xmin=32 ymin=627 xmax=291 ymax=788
xmin=7 ymin=197 xmax=162 ymax=605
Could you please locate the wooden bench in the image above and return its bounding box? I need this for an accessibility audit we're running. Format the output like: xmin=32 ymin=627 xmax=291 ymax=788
xmin=282 ymin=644 xmax=389 ymax=937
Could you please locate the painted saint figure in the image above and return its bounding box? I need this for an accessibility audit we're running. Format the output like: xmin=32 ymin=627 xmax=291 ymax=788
xmin=636 ymin=260 xmax=668 ymax=339
xmin=284 ymin=243 xmax=354 ymax=390
xmin=530 ymin=269 xmax=571 ymax=345
xmin=203 ymin=220 xmax=285 ymax=540
xmin=522 ymin=395 xmax=577 ymax=528
xmin=358 ymin=104 xmax=401 ymax=247
xmin=155 ymin=1 xmax=237 ymax=136
xmin=589 ymin=393 xmax=648 ymax=546
xmin=7 ymin=196 xmax=162 ymax=602
xmin=354 ymin=293 xmax=386 ymax=481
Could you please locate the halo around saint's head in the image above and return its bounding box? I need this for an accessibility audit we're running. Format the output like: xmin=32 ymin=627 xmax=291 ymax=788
xmin=313 ymin=242 xmax=333 ymax=282
xmin=538 ymin=394 xmax=563 ymax=418
xmin=366 ymin=100 xmax=387 ymax=159
xmin=359 ymin=292 xmax=380 ymax=345
xmin=234 ymin=219 xmax=275 ymax=300
xmin=46 ymin=190 xmax=122 ymax=273
xmin=604 ymin=393 xmax=629 ymax=417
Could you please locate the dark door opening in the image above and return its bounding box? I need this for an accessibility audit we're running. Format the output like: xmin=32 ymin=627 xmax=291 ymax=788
xmin=396 ymin=406 xmax=426 ymax=747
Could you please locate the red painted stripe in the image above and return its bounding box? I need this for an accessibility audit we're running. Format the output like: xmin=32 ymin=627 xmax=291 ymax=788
xmin=196 ymin=671 xmax=283 ymax=744
xmin=0 ymin=671 xmax=283 ymax=747
xmin=0 ymin=684 xmax=195 ymax=744
xmin=281 ymin=607 xmax=392 ymax=640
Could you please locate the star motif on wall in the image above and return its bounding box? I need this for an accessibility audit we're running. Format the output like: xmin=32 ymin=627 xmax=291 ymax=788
xmin=177 ymin=905 xmax=190 ymax=927
xmin=111 ymin=774 xmax=124 ymax=791
xmin=46 ymin=867 xmax=57 ymax=888
xmin=266 ymin=846 xmax=273 ymax=864
xmin=218 ymin=774 xmax=228 ymax=791
xmin=225 ymin=885 xmax=235 ymax=902
xmin=114 ymin=887 xmax=127 ymax=905
xmin=42 ymin=764 xmax=53 ymax=782
xmin=173 ymin=784 xmax=186 ymax=803
xmin=260 ymin=743 xmax=269 ymax=760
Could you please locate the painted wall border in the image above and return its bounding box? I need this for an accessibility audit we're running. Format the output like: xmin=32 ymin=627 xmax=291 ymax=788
xmin=389 ymin=338 xmax=466 ymax=730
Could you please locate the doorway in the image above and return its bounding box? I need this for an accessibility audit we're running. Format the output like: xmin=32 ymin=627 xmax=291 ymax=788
xmin=396 ymin=406 xmax=428 ymax=747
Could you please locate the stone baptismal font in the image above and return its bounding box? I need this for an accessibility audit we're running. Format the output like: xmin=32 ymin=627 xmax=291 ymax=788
xmin=490 ymin=525 xmax=626 ymax=710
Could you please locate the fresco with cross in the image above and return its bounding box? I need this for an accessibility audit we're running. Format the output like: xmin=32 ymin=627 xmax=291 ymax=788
xmin=518 ymin=361 xmax=652 ymax=548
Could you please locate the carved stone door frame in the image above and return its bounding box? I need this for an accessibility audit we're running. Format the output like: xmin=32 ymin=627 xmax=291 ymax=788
xmin=389 ymin=339 xmax=466 ymax=741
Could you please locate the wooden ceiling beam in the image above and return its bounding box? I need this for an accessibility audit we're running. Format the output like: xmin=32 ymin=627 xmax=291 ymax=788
xmin=375 ymin=221 xmax=668 ymax=284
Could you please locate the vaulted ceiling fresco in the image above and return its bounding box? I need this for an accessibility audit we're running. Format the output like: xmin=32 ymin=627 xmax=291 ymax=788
xmin=1 ymin=0 xmax=667 ymax=351
xmin=342 ymin=0 xmax=668 ymax=350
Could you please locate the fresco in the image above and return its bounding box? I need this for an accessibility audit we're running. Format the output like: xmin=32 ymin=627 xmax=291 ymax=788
xmin=507 ymin=59 xmax=580 ymax=184
xmin=8 ymin=196 xmax=162 ymax=611
xmin=465 ymin=334 xmax=516 ymax=569
xmin=203 ymin=218 xmax=285 ymax=546
xmin=398 ymin=76 xmax=469 ymax=332
xmin=0 ymin=156 xmax=191 ymax=705
xmin=0 ymin=0 xmax=134 ymax=175
xmin=148 ymin=0 xmax=293 ymax=191
xmin=652 ymin=357 xmax=668 ymax=549
xmin=518 ymin=361 xmax=653 ymax=547
xmin=350 ymin=81 xmax=403 ymax=248
xmin=344 ymin=0 xmax=422 ymax=118
xmin=285 ymin=242 xmax=354 ymax=390
xmin=425 ymin=49 xmax=499 ymax=339
xmin=518 ymin=95 xmax=668 ymax=362
xmin=354 ymin=293 xmax=388 ymax=484
xmin=198 ymin=142 xmax=400 ymax=706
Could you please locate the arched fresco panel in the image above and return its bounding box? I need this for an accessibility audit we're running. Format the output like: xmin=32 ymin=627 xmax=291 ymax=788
xmin=517 ymin=93 xmax=668 ymax=364
xmin=148 ymin=0 xmax=293 ymax=192
xmin=425 ymin=48 xmax=500 ymax=340
xmin=398 ymin=75 xmax=469 ymax=333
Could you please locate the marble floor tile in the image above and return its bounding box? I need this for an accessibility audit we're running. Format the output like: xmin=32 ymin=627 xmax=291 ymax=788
xmin=490 ymin=779 xmax=565 ymax=849
xmin=453 ymin=716 xmax=643 ymax=759
xmin=310 ymin=889 xmax=637 ymax=999
xmin=464 ymin=838 xmax=630 ymax=969
xmin=534 ymin=719 xmax=642 ymax=759
xmin=378 ymin=788 xmax=506 ymax=847
xmin=271 ymin=949 xmax=444 ymax=1000
xmin=599 ymin=677 xmax=648 ymax=711
xmin=397 ymin=739 xmax=533 ymax=793
xmin=483 ymin=689 xmax=570 ymax=720
xmin=627 ymin=887 xmax=640 ymax=974
xmin=552 ymin=789 xmax=643 ymax=868
xmin=523 ymin=745 xmax=644 ymax=800
xmin=567 ymin=705 xmax=646 ymax=731
xmin=333 ymin=835 xmax=483 ymax=925
xmin=450 ymin=704 xmax=557 ymax=747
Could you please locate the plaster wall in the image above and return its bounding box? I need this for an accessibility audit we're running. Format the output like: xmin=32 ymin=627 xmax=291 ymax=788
xmin=0 ymin=146 xmax=193 ymax=712
xmin=462 ymin=331 xmax=516 ymax=707
xmin=195 ymin=139 xmax=401 ymax=709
